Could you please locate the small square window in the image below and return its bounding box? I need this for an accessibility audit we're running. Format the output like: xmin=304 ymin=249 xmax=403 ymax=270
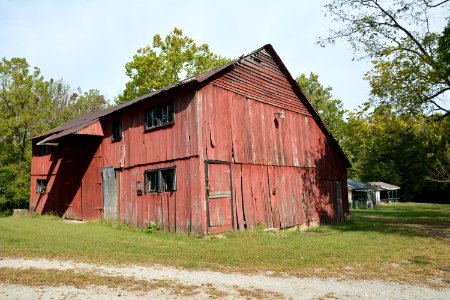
xmin=50 ymin=146 xmax=58 ymax=154
xmin=36 ymin=179 xmax=47 ymax=194
xmin=144 ymin=167 xmax=176 ymax=193
xmin=112 ymin=120 xmax=122 ymax=141
xmin=144 ymin=102 xmax=175 ymax=130
xmin=37 ymin=145 xmax=49 ymax=156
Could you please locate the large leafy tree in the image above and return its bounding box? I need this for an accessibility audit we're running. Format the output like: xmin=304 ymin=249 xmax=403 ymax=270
xmin=361 ymin=107 xmax=443 ymax=198
xmin=116 ymin=27 xmax=230 ymax=104
xmin=339 ymin=102 xmax=372 ymax=179
xmin=44 ymin=79 xmax=107 ymax=128
xmin=0 ymin=58 xmax=49 ymax=162
xmin=321 ymin=0 xmax=450 ymax=118
xmin=343 ymin=102 xmax=449 ymax=200
xmin=0 ymin=57 xmax=107 ymax=213
xmin=296 ymin=72 xmax=346 ymax=143
xmin=0 ymin=58 xmax=45 ymax=212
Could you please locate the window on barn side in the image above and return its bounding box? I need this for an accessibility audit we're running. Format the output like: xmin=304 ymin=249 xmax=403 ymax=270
xmin=161 ymin=168 xmax=176 ymax=191
xmin=112 ymin=120 xmax=123 ymax=141
xmin=50 ymin=146 xmax=58 ymax=154
xmin=145 ymin=170 xmax=159 ymax=193
xmin=36 ymin=179 xmax=47 ymax=194
xmin=144 ymin=102 xmax=175 ymax=130
xmin=144 ymin=167 xmax=176 ymax=193
xmin=37 ymin=145 xmax=49 ymax=156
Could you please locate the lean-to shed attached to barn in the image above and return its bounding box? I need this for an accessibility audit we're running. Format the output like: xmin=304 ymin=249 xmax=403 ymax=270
xmin=30 ymin=44 xmax=350 ymax=235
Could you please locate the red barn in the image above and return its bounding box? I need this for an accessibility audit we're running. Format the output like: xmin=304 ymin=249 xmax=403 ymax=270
xmin=30 ymin=45 xmax=350 ymax=235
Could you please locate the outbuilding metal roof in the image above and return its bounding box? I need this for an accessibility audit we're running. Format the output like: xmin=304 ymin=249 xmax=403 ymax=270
xmin=347 ymin=179 xmax=376 ymax=191
xmin=369 ymin=182 xmax=401 ymax=190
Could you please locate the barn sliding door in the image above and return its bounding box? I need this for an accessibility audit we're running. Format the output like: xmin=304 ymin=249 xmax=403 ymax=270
xmin=102 ymin=167 xmax=118 ymax=221
xmin=205 ymin=161 xmax=234 ymax=234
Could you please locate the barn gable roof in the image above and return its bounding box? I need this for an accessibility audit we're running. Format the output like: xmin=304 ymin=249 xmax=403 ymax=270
xmin=33 ymin=44 xmax=350 ymax=166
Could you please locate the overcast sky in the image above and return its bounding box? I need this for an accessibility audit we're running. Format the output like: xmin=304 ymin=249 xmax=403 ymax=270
xmin=1 ymin=0 xmax=375 ymax=110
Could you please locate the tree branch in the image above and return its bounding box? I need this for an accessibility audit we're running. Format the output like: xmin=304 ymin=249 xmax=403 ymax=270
xmin=370 ymin=0 xmax=433 ymax=60
xmin=423 ymin=0 xmax=450 ymax=8
xmin=428 ymin=86 xmax=450 ymax=99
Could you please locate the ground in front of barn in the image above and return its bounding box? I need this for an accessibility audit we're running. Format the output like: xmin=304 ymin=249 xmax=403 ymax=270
xmin=0 ymin=257 xmax=449 ymax=300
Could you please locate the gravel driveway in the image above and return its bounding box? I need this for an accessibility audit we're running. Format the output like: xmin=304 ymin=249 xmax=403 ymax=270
xmin=0 ymin=257 xmax=449 ymax=299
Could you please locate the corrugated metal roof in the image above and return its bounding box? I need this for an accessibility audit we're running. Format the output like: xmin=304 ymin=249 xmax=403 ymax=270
xmin=31 ymin=44 xmax=350 ymax=166
xmin=347 ymin=179 xmax=376 ymax=191
xmin=369 ymin=182 xmax=401 ymax=190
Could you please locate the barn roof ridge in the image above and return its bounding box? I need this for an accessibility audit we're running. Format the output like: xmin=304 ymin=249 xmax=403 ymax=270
xmin=32 ymin=44 xmax=350 ymax=166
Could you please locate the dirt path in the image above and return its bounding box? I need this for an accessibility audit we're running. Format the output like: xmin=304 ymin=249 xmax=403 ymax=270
xmin=0 ymin=257 xmax=449 ymax=299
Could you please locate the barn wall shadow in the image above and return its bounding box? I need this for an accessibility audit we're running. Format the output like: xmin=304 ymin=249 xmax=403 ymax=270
xmin=41 ymin=135 xmax=101 ymax=218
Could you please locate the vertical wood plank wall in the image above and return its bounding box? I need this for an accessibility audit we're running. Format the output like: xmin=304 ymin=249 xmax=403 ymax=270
xmin=200 ymin=48 xmax=348 ymax=229
xmin=30 ymin=90 xmax=205 ymax=234
xmin=99 ymin=90 xmax=204 ymax=234
xmin=30 ymin=47 xmax=348 ymax=234
xmin=30 ymin=137 xmax=102 ymax=220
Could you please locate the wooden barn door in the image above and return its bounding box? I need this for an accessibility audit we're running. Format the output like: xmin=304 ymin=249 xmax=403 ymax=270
xmin=205 ymin=161 xmax=234 ymax=234
xmin=102 ymin=167 xmax=118 ymax=221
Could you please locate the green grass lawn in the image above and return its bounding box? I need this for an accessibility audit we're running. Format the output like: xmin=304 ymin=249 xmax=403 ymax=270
xmin=0 ymin=202 xmax=449 ymax=287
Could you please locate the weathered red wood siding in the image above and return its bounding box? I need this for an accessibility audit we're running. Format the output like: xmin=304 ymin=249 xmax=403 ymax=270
xmin=30 ymin=45 xmax=348 ymax=234
xmin=199 ymin=48 xmax=347 ymax=229
xmin=214 ymin=49 xmax=311 ymax=116
xmin=99 ymin=90 xmax=205 ymax=234
xmin=30 ymin=89 xmax=205 ymax=234
xmin=101 ymin=90 xmax=199 ymax=170
xmin=111 ymin=158 xmax=203 ymax=233
xmin=30 ymin=136 xmax=102 ymax=220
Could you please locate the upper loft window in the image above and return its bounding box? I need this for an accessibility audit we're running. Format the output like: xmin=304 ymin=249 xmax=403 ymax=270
xmin=112 ymin=120 xmax=123 ymax=142
xmin=37 ymin=145 xmax=49 ymax=156
xmin=144 ymin=102 xmax=175 ymax=130
xmin=37 ymin=145 xmax=57 ymax=156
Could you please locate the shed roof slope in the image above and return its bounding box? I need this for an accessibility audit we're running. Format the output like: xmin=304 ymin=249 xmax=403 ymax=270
xmin=32 ymin=56 xmax=237 ymax=141
xmin=32 ymin=44 xmax=350 ymax=166
xmin=348 ymin=179 xmax=376 ymax=191
xmin=369 ymin=182 xmax=401 ymax=190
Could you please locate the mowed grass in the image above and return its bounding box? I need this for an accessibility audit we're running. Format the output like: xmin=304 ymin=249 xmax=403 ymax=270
xmin=0 ymin=202 xmax=449 ymax=286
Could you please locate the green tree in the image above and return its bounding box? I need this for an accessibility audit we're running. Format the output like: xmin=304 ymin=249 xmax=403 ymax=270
xmin=344 ymin=102 xmax=449 ymax=200
xmin=295 ymin=72 xmax=347 ymax=143
xmin=0 ymin=58 xmax=49 ymax=162
xmin=339 ymin=102 xmax=372 ymax=179
xmin=40 ymin=80 xmax=107 ymax=128
xmin=0 ymin=58 xmax=47 ymax=213
xmin=321 ymin=0 xmax=450 ymax=119
xmin=116 ymin=27 xmax=230 ymax=104
xmin=0 ymin=57 xmax=107 ymax=213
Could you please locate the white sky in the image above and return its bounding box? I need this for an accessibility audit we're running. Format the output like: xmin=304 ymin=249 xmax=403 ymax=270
xmin=1 ymin=0 xmax=374 ymax=110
